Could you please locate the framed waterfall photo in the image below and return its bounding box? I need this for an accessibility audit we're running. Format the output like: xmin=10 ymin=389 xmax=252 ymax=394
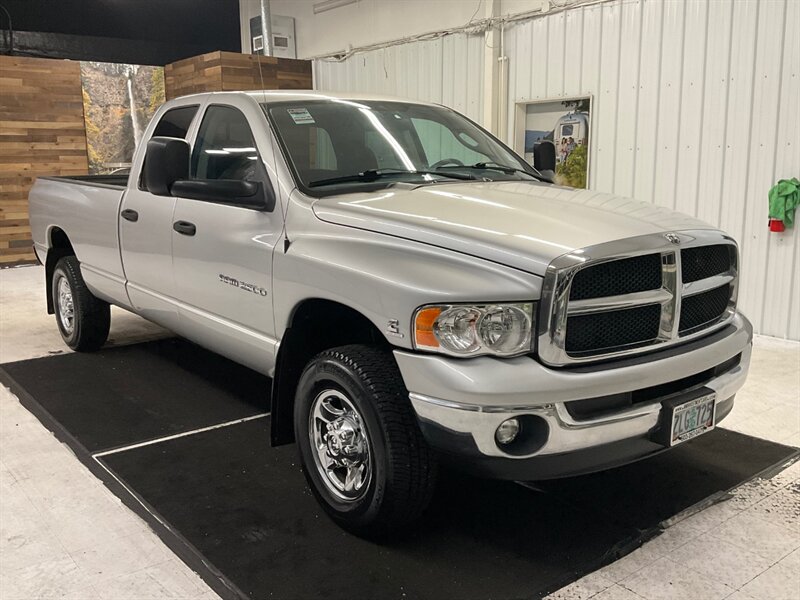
xmin=79 ymin=61 xmax=166 ymax=175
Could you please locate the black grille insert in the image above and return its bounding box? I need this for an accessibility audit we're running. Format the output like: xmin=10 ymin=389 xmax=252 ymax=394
xmin=680 ymin=284 xmax=731 ymax=333
xmin=566 ymin=303 xmax=661 ymax=355
xmin=681 ymin=245 xmax=733 ymax=283
xmin=569 ymin=253 xmax=662 ymax=301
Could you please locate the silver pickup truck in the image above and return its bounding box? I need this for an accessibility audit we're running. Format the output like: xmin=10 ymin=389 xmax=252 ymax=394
xmin=29 ymin=91 xmax=751 ymax=536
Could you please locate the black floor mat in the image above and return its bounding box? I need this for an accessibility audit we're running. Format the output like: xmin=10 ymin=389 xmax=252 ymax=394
xmin=99 ymin=421 xmax=796 ymax=600
xmin=1 ymin=339 xmax=269 ymax=452
xmin=1 ymin=339 xmax=797 ymax=600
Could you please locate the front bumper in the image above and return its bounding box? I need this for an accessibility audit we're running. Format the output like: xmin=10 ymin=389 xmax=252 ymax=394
xmin=393 ymin=312 xmax=753 ymax=480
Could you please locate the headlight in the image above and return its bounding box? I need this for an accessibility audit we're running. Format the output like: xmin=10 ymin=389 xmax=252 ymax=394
xmin=413 ymin=302 xmax=535 ymax=357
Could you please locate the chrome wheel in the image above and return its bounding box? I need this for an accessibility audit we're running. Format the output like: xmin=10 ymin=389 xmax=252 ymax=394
xmin=57 ymin=276 xmax=75 ymax=334
xmin=309 ymin=389 xmax=372 ymax=502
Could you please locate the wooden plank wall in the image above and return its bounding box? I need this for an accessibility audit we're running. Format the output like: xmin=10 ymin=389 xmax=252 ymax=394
xmin=0 ymin=51 xmax=309 ymax=264
xmin=165 ymin=51 xmax=312 ymax=100
xmin=0 ymin=56 xmax=89 ymax=265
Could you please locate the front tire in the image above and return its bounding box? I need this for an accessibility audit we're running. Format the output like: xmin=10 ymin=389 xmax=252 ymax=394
xmin=52 ymin=256 xmax=110 ymax=352
xmin=294 ymin=344 xmax=437 ymax=537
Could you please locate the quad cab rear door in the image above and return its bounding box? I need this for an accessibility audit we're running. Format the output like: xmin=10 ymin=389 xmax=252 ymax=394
xmin=119 ymin=99 xmax=201 ymax=331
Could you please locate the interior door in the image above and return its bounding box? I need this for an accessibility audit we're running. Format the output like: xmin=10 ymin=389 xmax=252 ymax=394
xmin=170 ymin=102 xmax=282 ymax=374
xmin=119 ymin=103 xmax=200 ymax=330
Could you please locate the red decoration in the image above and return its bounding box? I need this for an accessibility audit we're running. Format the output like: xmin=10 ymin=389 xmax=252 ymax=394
xmin=769 ymin=218 xmax=786 ymax=232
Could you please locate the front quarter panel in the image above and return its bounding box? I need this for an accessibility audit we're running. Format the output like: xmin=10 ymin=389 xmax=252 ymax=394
xmin=274 ymin=198 xmax=542 ymax=349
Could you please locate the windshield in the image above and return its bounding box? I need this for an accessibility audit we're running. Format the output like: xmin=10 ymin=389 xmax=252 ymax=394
xmin=264 ymin=99 xmax=540 ymax=195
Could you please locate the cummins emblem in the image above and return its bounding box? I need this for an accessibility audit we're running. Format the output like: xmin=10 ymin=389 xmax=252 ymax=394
xmin=664 ymin=233 xmax=681 ymax=245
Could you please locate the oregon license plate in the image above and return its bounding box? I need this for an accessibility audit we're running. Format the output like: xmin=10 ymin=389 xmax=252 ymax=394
xmin=668 ymin=393 xmax=716 ymax=446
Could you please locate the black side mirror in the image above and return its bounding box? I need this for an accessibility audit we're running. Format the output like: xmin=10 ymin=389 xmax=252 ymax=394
xmin=533 ymin=141 xmax=556 ymax=182
xmin=170 ymin=179 xmax=275 ymax=211
xmin=145 ymin=137 xmax=190 ymax=196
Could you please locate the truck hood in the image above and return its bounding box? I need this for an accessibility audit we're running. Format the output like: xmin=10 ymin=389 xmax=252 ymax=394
xmin=312 ymin=181 xmax=715 ymax=275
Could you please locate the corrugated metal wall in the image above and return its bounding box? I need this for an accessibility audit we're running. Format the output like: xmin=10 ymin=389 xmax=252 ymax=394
xmin=505 ymin=0 xmax=799 ymax=339
xmin=314 ymin=33 xmax=485 ymax=124
xmin=314 ymin=0 xmax=799 ymax=340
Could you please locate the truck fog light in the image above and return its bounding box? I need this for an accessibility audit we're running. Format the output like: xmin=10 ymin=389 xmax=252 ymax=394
xmin=495 ymin=418 xmax=520 ymax=445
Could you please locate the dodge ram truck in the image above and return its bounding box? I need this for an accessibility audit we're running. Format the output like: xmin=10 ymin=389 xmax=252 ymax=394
xmin=28 ymin=91 xmax=751 ymax=536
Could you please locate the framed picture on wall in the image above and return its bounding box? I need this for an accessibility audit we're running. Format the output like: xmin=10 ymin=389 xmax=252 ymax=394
xmin=80 ymin=62 xmax=165 ymax=175
xmin=514 ymin=96 xmax=592 ymax=189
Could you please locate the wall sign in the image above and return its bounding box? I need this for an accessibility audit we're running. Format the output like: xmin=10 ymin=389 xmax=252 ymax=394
xmin=516 ymin=97 xmax=592 ymax=189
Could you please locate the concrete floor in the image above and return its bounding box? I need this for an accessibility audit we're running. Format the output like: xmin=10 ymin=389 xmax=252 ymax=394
xmin=1 ymin=264 xmax=798 ymax=600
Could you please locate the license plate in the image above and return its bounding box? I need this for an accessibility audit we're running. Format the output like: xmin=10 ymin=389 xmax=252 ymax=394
xmin=668 ymin=392 xmax=716 ymax=446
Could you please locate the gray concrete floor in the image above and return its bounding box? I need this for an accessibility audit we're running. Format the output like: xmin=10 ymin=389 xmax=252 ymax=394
xmin=1 ymin=265 xmax=798 ymax=600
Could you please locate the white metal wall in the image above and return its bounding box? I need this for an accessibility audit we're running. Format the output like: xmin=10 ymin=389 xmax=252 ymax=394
xmin=313 ymin=0 xmax=799 ymax=340
xmin=314 ymin=33 xmax=485 ymax=124
xmin=505 ymin=0 xmax=799 ymax=339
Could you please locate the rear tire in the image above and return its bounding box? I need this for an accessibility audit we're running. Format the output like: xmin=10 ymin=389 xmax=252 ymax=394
xmin=294 ymin=344 xmax=437 ymax=538
xmin=52 ymin=256 xmax=110 ymax=352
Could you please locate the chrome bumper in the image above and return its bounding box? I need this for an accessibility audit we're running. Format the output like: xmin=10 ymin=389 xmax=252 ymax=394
xmin=394 ymin=312 xmax=752 ymax=465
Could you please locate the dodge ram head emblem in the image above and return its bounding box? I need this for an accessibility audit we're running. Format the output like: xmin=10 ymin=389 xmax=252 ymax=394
xmin=664 ymin=233 xmax=681 ymax=245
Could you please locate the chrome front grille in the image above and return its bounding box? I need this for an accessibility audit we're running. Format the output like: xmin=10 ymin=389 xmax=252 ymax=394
xmin=538 ymin=231 xmax=738 ymax=366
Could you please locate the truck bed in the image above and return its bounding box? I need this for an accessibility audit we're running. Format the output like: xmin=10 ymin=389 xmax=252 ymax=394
xmin=40 ymin=174 xmax=130 ymax=189
xmin=28 ymin=174 xmax=130 ymax=307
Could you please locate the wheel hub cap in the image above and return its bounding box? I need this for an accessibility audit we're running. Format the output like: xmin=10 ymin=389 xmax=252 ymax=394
xmin=309 ymin=389 xmax=372 ymax=501
xmin=325 ymin=416 xmax=368 ymax=464
xmin=57 ymin=277 xmax=75 ymax=334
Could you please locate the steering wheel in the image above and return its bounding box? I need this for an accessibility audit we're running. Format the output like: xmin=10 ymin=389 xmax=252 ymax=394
xmin=430 ymin=158 xmax=465 ymax=169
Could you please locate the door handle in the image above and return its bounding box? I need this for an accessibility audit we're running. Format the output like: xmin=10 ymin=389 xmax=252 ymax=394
xmin=173 ymin=220 xmax=196 ymax=236
xmin=121 ymin=209 xmax=139 ymax=222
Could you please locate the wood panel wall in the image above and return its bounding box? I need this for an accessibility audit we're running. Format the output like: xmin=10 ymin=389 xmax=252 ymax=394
xmin=0 ymin=51 xmax=309 ymax=266
xmin=165 ymin=51 xmax=312 ymax=99
xmin=0 ymin=56 xmax=89 ymax=265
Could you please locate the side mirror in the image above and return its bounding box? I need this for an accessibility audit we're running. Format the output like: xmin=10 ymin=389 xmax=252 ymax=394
xmin=145 ymin=137 xmax=190 ymax=196
xmin=170 ymin=179 xmax=275 ymax=211
xmin=533 ymin=141 xmax=556 ymax=182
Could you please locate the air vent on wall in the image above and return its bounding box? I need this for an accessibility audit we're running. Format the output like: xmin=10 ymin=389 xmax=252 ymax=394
xmin=249 ymin=15 xmax=296 ymax=58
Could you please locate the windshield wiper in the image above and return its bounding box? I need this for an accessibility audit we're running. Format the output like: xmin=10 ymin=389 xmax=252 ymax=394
xmin=438 ymin=162 xmax=544 ymax=181
xmin=308 ymin=168 xmax=475 ymax=188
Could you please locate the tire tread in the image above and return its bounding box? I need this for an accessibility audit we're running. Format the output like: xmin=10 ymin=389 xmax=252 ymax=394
xmin=54 ymin=256 xmax=110 ymax=352
xmin=310 ymin=344 xmax=437 ymax=534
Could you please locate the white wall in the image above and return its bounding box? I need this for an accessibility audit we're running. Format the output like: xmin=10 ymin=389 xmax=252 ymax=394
xmin=503 ymin=0 xmax=799 ymax=340
xmin=309 ymin=0 xmax=800 ymax=340
xmin=240 ymin=0 xmax=547 ymax=58
xmin=314 ymin=33 xmax=486 ymax=123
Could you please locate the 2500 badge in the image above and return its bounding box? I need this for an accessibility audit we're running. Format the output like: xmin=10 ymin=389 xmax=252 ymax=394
xmin=219 ymin=274 xmax=268 ymax=296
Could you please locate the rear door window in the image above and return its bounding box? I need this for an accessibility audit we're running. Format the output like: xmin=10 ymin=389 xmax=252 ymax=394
xmin=153 ymin=106 xmax=199 ymax=139
xmin=140 ymin=105 xmax=199 ymax=190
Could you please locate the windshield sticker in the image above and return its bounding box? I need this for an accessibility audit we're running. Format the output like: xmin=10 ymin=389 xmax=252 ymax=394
xmin=287 ymin=108 xmax=315 ymax=125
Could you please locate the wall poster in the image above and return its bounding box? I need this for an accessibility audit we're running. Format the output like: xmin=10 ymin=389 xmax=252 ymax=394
xmin=522 ymin=97 xmax=591 ymax=189
xmin=80 ymin=61 xmax=166 ymax=174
